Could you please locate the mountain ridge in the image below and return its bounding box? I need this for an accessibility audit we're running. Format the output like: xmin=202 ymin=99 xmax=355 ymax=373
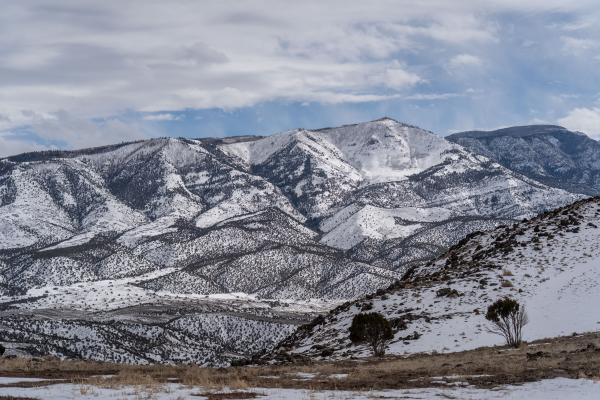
xmin=0 ymin=119 xmax=589 ymax=364
xmin=448 ymin=125 xmax=600 ymax=196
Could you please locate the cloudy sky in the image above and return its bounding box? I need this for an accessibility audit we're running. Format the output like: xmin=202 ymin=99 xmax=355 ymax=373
xmin=1 ymin=0 xmax=599 ymax=156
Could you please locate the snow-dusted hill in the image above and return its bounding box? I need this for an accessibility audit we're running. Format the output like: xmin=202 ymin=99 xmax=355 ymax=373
xmin=0 ymin=119 xmax=586 ymax=364
xmin=448 ymin=125 xmax=600 ymax=196
xmin=275 ymin=197 xmax=600 ymax=360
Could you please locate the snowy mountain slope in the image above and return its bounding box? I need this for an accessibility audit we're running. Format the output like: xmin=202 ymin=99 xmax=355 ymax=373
xmin=219 ymin=119 xmax=457 ymax=218
xmin=0 ymin=208 xmax=402 ymax=299
xmin=320 ymin=205 xmax=453 ymax=250
xmin=0 ymin=313 xmax=295 ymax=365
xmin=0 ymin=158 xmax=147 ymax=249
xmin=1 ymin=137 xmax=354 ymax=300
xmin=1 ymin=119 xmax=579 ymax=295
xmin=0 ymin=205 xmax=400 ymax=364
xmin=317 ymin=147 xmax=579 ymax=269
xmin=346 ymin=215 xmax=515 ymax=270
xmin=276 ymin=197 xmax=600 ymax=360
xmin=0 ymin=119 xmax=582 ymax=300
xmin=0 ymin=137 xmax=301 ymax=251
xmin=0 ymin=296 xmax=314 ymax=365
xmin=235 ymin=129 xmax=364 ymax=218
xmin=134 ymin=208 xmax=402 ymax=299
xmin=448 ymin=125 xmax=600 ymax=196
xmin=218 ymin=119 xmax=579 ymax=262
xmin=316 ymin=118 xmax=455 ymax=183
xmin=0 ymin=252 xmax=331 ymax=365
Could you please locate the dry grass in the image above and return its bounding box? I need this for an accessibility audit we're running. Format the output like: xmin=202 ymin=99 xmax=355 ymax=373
xmin=0 ymin=357 xmax=119 ymax=379
xmin=0 ymin=332 xmax=598 ymax=391
xmin=501 ymin=279 xmax=514 ymax=287
xmin=181 ymin=366 xmax=251 ymax=389
xmin=83 ymin=368 xmax=167 ymax=397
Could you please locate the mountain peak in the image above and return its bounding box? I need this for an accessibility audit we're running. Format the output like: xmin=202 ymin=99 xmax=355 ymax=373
xmin=372 ymin=116 xmax=400 ymax=124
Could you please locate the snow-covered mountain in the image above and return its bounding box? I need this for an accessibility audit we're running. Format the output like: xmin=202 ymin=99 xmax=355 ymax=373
xmin=220 ymin=119 xmax=578 ymax=269
xmin=0 ymin=136 xmax=402 ymax=300
xmin=448 ymin=125 xmax=600 ymax=196
xmin=0 ymin=118 xmax=584 ymax=364
xmin=1 ymin=119 xmax=578 ymax=291
xmin=275 ymin=196 xmax=600 ymax=361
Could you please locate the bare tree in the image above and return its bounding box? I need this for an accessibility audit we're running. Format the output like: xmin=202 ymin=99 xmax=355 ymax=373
xmin=485 ymin=298 xmax=528 ymax=348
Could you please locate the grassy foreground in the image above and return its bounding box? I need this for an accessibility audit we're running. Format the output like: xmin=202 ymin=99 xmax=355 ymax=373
xmin=0 ymin=332 xmax=598 ymax=392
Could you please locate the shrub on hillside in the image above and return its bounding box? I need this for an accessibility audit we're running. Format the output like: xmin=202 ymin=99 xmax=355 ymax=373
xmin=436 ymin=287 xmax=461 ymax=298
xmin=485 ymin=298 xmax=528 ymax=348
xmin=349 ymin=312 xmax=393 ymax=357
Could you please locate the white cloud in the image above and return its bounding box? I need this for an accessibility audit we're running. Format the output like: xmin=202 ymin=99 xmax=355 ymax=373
xmin=448 ymin=54 xmax=483 ymax=69
xmin=384 ymin=16 xmax=496 ymax=46
xmin=142 ymin=113 xmax=181 ymax=121
xmin=0 ymin=0 xmax=598 ymax=149
xmin=0 ymin=0 xmax=545 ymax=126
xmin=404 ymin=92 xmax=463 ymax=101
xmin=561 ymin=36 xmax=597 ymax=54
xmin=557 ymin=107 xmax=600 ymax=139
xmin=380 ymin=67 xmax=423 ymax=89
